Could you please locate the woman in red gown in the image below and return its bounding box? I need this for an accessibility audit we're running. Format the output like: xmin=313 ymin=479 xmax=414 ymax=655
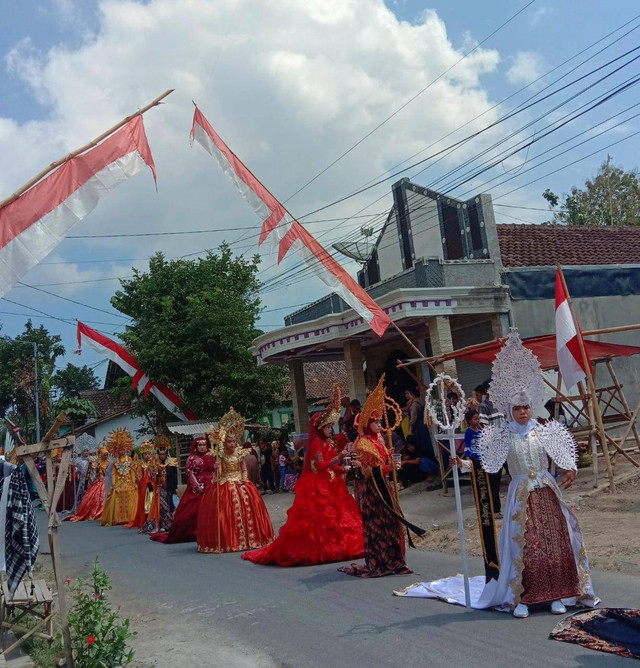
xmin=126 ymin=441 xmax=155 ymax=529
xmin=151 ymin=436 xmax=215 ymax=543
xmin=197 ymin=408 xmax=274 ymax=554
xmin=69 ymin=444 xmax=110 ymax=522
xmin=243 ymin=386 xmax=364 ymax=567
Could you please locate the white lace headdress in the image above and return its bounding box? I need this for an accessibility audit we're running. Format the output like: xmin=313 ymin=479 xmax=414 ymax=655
xmin=489 ymin=330 xmax=545 ymax=419
xmin=73 ymin=433 xmax=97 ymax=456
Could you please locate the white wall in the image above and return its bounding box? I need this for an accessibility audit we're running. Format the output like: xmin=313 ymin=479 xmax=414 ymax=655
xmin=86 ymin=412 xmax=151 ymax=446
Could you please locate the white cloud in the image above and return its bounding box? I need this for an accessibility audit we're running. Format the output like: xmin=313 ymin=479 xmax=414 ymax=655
xmin=506 ymin=51 xmax=545 ymax=87
xmin=528 ymin=6 xmax=550 ymax=27
xmin=1 ymin=0 xmax=511 ymax=326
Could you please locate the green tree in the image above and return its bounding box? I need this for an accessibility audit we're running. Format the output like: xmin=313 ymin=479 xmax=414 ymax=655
xmin=52 ymin=363 xmax=100 ymax=399
xmin=543 ymin=158 xmax=640 ymax=226
xmin=110 ymin=246 xmax=287 ymax=422
xmin=0 ymin=321 xmax=65 ymax=441
xmin=50 ymin=397 xmax=98 ymax=427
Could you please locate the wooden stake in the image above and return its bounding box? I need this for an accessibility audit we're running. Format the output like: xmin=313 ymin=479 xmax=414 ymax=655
xmin=0 ymin=90 xmax=174 ymax=210
xmin=582 ymin=323 xmax=640 ymax=336
xmin=390 ymin=321 xmax=438 ymax=374
xmin=557 ymin=266 xmax=616 ymax=493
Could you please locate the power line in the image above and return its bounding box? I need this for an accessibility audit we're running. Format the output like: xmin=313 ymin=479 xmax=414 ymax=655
xmin=282 ymin=0 xmax=538 ymax=205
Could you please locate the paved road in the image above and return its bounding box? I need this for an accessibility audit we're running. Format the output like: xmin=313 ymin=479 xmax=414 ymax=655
xmin=46 ymin=516 xmax=635 ymax=668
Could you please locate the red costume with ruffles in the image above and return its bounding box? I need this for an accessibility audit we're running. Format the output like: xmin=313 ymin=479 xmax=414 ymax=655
xmin=69 ymin=454 xmax=109 ymax=522
xmin=152 ymin=438 xmax=215 ymax=544
xmin=243 ymin=411 xmax=364 ymax=567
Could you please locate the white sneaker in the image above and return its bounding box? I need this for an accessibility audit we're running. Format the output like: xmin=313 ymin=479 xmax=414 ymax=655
xmin=513 ymin=603 xmax=529 ymax=618
xmin=551 ymin=600 xmax=567 ymax=615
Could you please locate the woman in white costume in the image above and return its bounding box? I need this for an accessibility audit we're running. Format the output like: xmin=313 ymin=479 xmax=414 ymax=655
xmin=395 ymin=331 xmax=598 ymax=618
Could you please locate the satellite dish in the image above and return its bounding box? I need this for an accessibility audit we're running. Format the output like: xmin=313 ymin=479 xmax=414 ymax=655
xmin=332 ymin=225 xmax=376 ymax=264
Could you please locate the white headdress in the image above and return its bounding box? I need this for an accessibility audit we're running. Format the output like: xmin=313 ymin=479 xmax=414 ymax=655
xmin=74 ymin=433 xmax=97 ymax=456
xmin=489 ymin=330 xmax=545 ymax=419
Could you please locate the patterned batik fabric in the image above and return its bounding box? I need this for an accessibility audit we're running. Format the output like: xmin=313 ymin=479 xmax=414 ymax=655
xmin=1 ymin=469 xmax=39 ymax=595
xmin=520 ymin=486 xmax=580 ymax=605
xmin=338 ymin=478 xmax=411 ymax=578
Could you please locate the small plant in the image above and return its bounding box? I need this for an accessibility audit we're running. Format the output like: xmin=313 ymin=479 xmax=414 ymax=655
xmin=67 ymin=560 xmax=136 ymax=667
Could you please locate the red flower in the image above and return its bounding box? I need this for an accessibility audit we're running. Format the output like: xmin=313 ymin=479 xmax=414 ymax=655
xmin=64 ymin=578 xmax=71 ymax=584
xmin=86 ymin=636 xmax=96 ymax=645
xmin=93 ymin=594 xmax=100 ymax=600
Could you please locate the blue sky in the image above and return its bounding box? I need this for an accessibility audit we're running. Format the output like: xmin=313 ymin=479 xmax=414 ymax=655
xmin=0 ymin=0 xmax=639 ymax=381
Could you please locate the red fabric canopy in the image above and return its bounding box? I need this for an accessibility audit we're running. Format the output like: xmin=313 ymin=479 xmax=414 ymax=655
xmin=435 ymin=335 xmax=640 ymax=371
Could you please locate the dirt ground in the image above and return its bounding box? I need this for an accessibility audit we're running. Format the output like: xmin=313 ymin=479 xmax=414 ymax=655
xmin=415 ymin=472 xmax=640 ymax=576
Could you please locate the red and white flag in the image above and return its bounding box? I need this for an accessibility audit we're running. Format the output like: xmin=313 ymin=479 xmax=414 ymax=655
xmin=77 ymin=322 xmax=196 ymax=422
xmin=190 ymin=107 xmax=391 ymax=337
xmin=555 ymin=269 xmax=589 ymax=389
xmin=0 ymin=115 xmax=156 ymax=297
xmin=3 ymin=416 xmax=26 ymax=446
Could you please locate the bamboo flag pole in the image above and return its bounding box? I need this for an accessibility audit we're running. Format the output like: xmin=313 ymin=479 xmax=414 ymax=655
xmin=0 ymin=89 xmax=174 ymax=211
xmin=557 ymin=266 xmax=616 ymax=493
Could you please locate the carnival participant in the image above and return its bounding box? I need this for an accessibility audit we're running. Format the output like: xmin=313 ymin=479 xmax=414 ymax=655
xmin=395 ymin=331 xmax=598 ymax=617
xmin=141 ymin=436 xmax=178 ymax=534
xmin=125 ymin=440 xmax=155 ymax=529
xmin=151 ymin=436 xmax=215 ymax=544
xmin=197 ymin=408 xmax=274 ymax=553
xmin=243 ymin=386 xmax=364 ymax=567
xmin=339 ymin=376 xmax=424 ymax=578
xmin=100 ymin=429 xmax=138 ymax=526
xmin=69 ymin=443 xmax=110 ymax=522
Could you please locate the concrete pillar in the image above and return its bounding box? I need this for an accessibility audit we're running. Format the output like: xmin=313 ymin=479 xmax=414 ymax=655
xmin=490 ymin=313 xmax=510 ymax=339
xmin=343 ymin=339 xmax=367 ymax=404
xmin=428 ymin=316 xmax=457 ymax=378
xmin=288 ymin=360 xmax=309 ymax=434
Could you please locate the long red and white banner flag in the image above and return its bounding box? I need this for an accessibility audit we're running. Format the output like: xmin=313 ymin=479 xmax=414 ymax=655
xmin=3 ymin=416 xmax=26 ymax=446
xmin=0 ymin=115 xmax=156 ymax=297
xmin=190 ymin=107 xmax=391 ymax=337
xmin=555 ymin=269 xmax=589 ymax=389
xmin=77 ymin=322 xmax=196 ymax=422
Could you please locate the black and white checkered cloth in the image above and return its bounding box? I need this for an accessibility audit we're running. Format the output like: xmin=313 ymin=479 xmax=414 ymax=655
xmin=1 ymin=468 xmax=39 ymax=595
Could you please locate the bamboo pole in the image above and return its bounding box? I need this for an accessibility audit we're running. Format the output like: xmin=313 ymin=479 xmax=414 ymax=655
xmin=605 ymin=359 xmax=640 ymax=451
xmin=0 ymin=90 xmax=174 ymax=210
xmin=557 ymin=266 xmax=616 ymax=493
xmin=582 ymin=323 xmax=640 ymax=336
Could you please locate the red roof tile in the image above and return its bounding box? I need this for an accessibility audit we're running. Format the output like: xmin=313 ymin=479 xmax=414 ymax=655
xmin=497 ymin=224 xmax=640 ymax=267
xmin=78 ymin=389 xmax=132 ymax=420
xmin=283 ymin=361 xmax=348 ymax=401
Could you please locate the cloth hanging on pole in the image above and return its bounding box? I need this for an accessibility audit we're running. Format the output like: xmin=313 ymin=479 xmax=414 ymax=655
xmin=190 ymin=106 xmax=391 ymax=338
xmin=0 ymin=463 xmax=39 ymax=595
xmin=76 ymin=322 xmax=196 ymax=422
xmin=0 ymin=115 xmax=156 ymax=297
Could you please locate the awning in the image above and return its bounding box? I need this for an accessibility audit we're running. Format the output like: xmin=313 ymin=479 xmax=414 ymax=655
xmin=166 ymin=419 xmax=270 ymax=436
xmin=419 ymin=335 xmax=640 ymax=371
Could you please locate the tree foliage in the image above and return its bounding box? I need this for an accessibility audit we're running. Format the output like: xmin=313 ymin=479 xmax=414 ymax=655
xmin=543 ymin=159 xmax=640 ymax=226
xmin=110 ymin=246 xmax=287 ymax=421
xmin=0 ymin=321 xmax=65 ymax=441
xmin=52 ymin=363 xmax=100 ymax=399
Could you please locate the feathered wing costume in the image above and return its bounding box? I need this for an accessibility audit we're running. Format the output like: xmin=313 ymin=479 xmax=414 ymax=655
xmin=395 ymin=330 xmax=598 ymax=614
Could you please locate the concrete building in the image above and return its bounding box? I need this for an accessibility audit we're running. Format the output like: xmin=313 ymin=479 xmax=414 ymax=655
xmin=253 ymin=178 xmax=640 ymax=433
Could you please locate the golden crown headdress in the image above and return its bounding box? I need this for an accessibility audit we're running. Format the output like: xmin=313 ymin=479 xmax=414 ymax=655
xmin=107 ymin=428 xmax=133 ymax=455
xmin=315 ymin=384 xmax=341 ymax=431
xmin=207 ymin=407 xmax=245 ymax=457
xmin=98 ymin=444 xmax=110 ymax=457
xmin=357 ymin=374 xmax=402 ymax=435
xmin=138 ymin=440 xmax=154 ymax=456
xmin=154 ymin=434 xmax=172 ymax=452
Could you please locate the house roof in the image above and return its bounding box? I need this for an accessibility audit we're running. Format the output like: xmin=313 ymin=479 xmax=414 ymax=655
xmin=283 ymin=361 xmax=348 ymax=402
xmin=497 ymin=224 xmax=640 ymax=267
xmin=78 ymin=389 xmax=132 ymax=421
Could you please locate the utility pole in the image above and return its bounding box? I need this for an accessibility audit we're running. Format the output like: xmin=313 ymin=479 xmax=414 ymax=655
xmin=606 ymin=154 xmax=614 ymax=226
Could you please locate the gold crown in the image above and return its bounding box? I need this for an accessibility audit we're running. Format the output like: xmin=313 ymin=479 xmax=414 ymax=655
xmin=315 ymin=384 xmax=341 ymax=431
xmin=107 ymin=428 xmax=133 ymax=455
xmin=219 ymin=407 xmax=245 ymax=443
xmin=358 ymin=376 xmax=385 ymax=435
xmin=98 ymin=444 xmax=110 ymax=457
xmin=154 ymin=434 xmax=171 ymax=452
xmin=138 ymin=440 xmax=154 ymax=455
